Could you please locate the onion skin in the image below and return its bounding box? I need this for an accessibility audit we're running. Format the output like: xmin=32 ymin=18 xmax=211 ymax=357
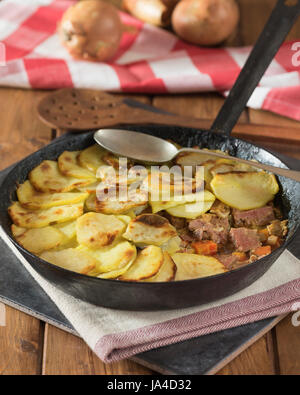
xmin=172 ymin=0 xmax=240 ymax=46
xmin=58 ymin=0 xmax=122 ymax=61
xmin=123 ymin=0 xmax=180 ymax=26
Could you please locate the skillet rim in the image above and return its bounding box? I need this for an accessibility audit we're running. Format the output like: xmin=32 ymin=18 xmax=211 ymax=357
xmin=0 ymin=128 xmax=299 ymax=287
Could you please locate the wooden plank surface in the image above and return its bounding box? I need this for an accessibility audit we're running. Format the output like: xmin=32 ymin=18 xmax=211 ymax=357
xmin=0 ymin=0 xmax=300 ymax=375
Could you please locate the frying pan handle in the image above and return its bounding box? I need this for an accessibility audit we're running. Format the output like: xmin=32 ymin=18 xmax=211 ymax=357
xmin=211 ymin=0 xmax=300 ymax=136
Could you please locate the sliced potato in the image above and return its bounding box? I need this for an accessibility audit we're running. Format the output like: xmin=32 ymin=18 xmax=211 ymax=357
xmin=210 ymin=161 xmax=258 ymax=176
xmin=166 ymin=199 xmax=215 ymax=219
xmin=150 ymin=190 xmax=212 ymax=214
xmin=172 ymin=253 xmax=226 ymax=281
xmin=76 ymin=181 xmax=99 ymax=194
xmin=11 ymin=224 xmax=64 ymax=254
xmin=85 ymin=192 xmax=97 ymax=212
xmin=53 ymin=220 xmax=77 ymax=242
xmin=17 ymin=180 xmax=88 ymax=210
xmin=78 ymin=241 xmax=136 ymax=274
xmin=95 ymin=185 xmax=148 ymax=214
xmin=117 ymin=215 xmax=132 ymax=225
xmin=211 ymin=171 xmax=279 ymax=210
xmin=78 ymin=144 xmax=106 ymax=174
xmin=29 ymin=160 xmax=93 ymax=193
xmin=119 ymin=245 xmax=164 ymax=281
xmin=176 ymin=149 xmax=227 ymax=167
xmin=144 ymin=252 xmax=177 ymax=282
xmin=123 ymin=214 xmax=177 ymax=246
xmin=58 ymin=151 xmax=96 ymax=180
xmin=97 ymin=260 xmax=133 ymax=279
xmin=161 ymin=235 xmax=181 ymax=254
xmin=8 ymin=202 xmax=84 ymax=229
xmin=40 ymin=248 xmax=97 ymax=274
xmin=76 ymin=212 xmax=126 ymax=249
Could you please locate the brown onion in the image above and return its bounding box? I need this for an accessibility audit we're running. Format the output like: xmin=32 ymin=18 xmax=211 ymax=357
xmin=172 ymin=0 xmax=240 ymax=46
xmin=58 ymin=0 xmax=122 ymax=61
xmin=123 ymin=0 xmax=180 ymax=26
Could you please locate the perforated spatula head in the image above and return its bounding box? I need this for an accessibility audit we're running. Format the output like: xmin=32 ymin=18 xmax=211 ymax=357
xmin=37 ymin=88 xmax=125 ymax=130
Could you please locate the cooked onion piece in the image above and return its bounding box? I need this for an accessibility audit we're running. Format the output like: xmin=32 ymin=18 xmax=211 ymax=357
xmin=58 ymin=151 xmax=97 ymax=180
xmin=17 ymin=180 xmax=88 ymax=210
xmin=78 ymin=144 xmax=106 ymax=174
xmin=211 ymin=171 xmax=279 ymax=210
xmin=29 ymin=160 xmax=93 ymax=193
xmin=119 ymin=245 xmax=164 ymax=281
xmin=172 ymin=253 xmax=227 ymax=281
xmin=40 ymin=248 xmax=97 ymax=275
xmin=76 ymin=212 xmax=126 ymax=249
xmin=8 ymin=202 xmax=84 ymax=229
xmin=144 ymin=252 xmax=177 ymax=282
xmin=11 ymin=224 xmax=65 ymax=254
xmin=123 ymin=214 xmax=177 ymax=246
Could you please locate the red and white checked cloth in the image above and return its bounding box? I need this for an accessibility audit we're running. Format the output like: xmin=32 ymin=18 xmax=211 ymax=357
xmin=0 ymin=0 xmax=300 ymax=120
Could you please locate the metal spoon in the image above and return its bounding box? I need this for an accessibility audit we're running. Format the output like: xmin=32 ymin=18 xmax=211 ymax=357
xmin=94 ymin=128 xmax=300 ymax=182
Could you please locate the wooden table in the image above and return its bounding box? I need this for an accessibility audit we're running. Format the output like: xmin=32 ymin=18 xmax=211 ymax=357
xmin=0 ymin=0 xmax=300 ymax=375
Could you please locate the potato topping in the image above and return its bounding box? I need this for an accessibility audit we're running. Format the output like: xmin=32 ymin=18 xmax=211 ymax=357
xmin=11 ymin=224 xmax=65 ymax=254
xmin=172 ymin=254 xmax=227 ymax=281
xmin=123 ymin=214 xmax=177 ymax=246
xmin=17 ymin=180 xmax=88 ymax=210
xmin=58 ymin=151 xmax=97 ymax=180
xmin=211 ymin=171 xmax=279 ymax=210
xmin=119 ymin=245 xmax=164 ymax=281
xmin=40 ymin=248 xmax=97 ymax=275
xmin=76 ymin=212 xmax=126 ymax=249
xmin=29 ymin=160 xmax=94 ymax=193
xmin=8 ymin=202 xmax=84 ymax=229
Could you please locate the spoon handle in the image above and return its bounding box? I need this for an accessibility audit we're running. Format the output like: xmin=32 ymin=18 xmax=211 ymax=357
xmin=177 ymin=148 xmax=300 ymax=183
xmin=211 ymin=0 xmax=300 ymax=136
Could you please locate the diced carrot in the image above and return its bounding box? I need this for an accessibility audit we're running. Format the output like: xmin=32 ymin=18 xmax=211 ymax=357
xmin=258 ymin=228 xmax=269 ymax=242
xmin=232 ymin=252 xmax=247 ymax=262
xmin=253 ymin=245 xmax=272 ymax=257
xmin=191 ymin=241 xmax=218 ymax=255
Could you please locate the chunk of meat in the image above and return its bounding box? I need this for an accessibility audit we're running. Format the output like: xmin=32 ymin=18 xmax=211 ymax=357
xmin=210 ymin=200 xmax=230 ymax=218
xmin=216 ymin=254 xmax=238 ymax=270
xmin=232 ymin=206 xmax=275 ymax=227
xmin=163 ymin=212 xmax=186 ymax=230
xmin=230 ymin=227 xmax=261 ymax=252
xmin=189 ymin=214 xmax=230 ymax=244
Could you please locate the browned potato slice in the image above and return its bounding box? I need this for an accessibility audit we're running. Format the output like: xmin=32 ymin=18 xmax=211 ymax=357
xmin=161 ymin=235 xmax=181 ymax=254
xmin=58 ymin=151 xmax=97 ymax=180
xmin=76 ymin=212 xmax=126 ymax=248
xmin=176 ymin=149 xmax=227 ymax=166
xmin=17 ymin=180 xmax=88 ymax=210
xmin=40 ymin=248 xmax=97 ymax=275
xmin=123 ymin=214 xmax=177 ymax=246
xmin=11 ymin=224 xmax=64 ymax=254
xmin=85 ymin=192 xmax=97 ymax=212
xmin=78 ymin=144 xmax=106 ymax=174
xmin=78 ymin=241 xmax=136 ymax=274
xmin=8 ymin=202 xmax=84 ymax=229
xmin=95 ymin=185 xmax=148 ymax=214
xmin=211 ymin=171 xmax=279 ymax=210
xmin=29 ymin=160 xmax=93 ymax=193
xmin=172 ymin=253 xmax=226 ymax=281
xmin=119 ymin=245 xmax=163 ymax=281
xmin=144 ymin=252 xmax=176 ymax=282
